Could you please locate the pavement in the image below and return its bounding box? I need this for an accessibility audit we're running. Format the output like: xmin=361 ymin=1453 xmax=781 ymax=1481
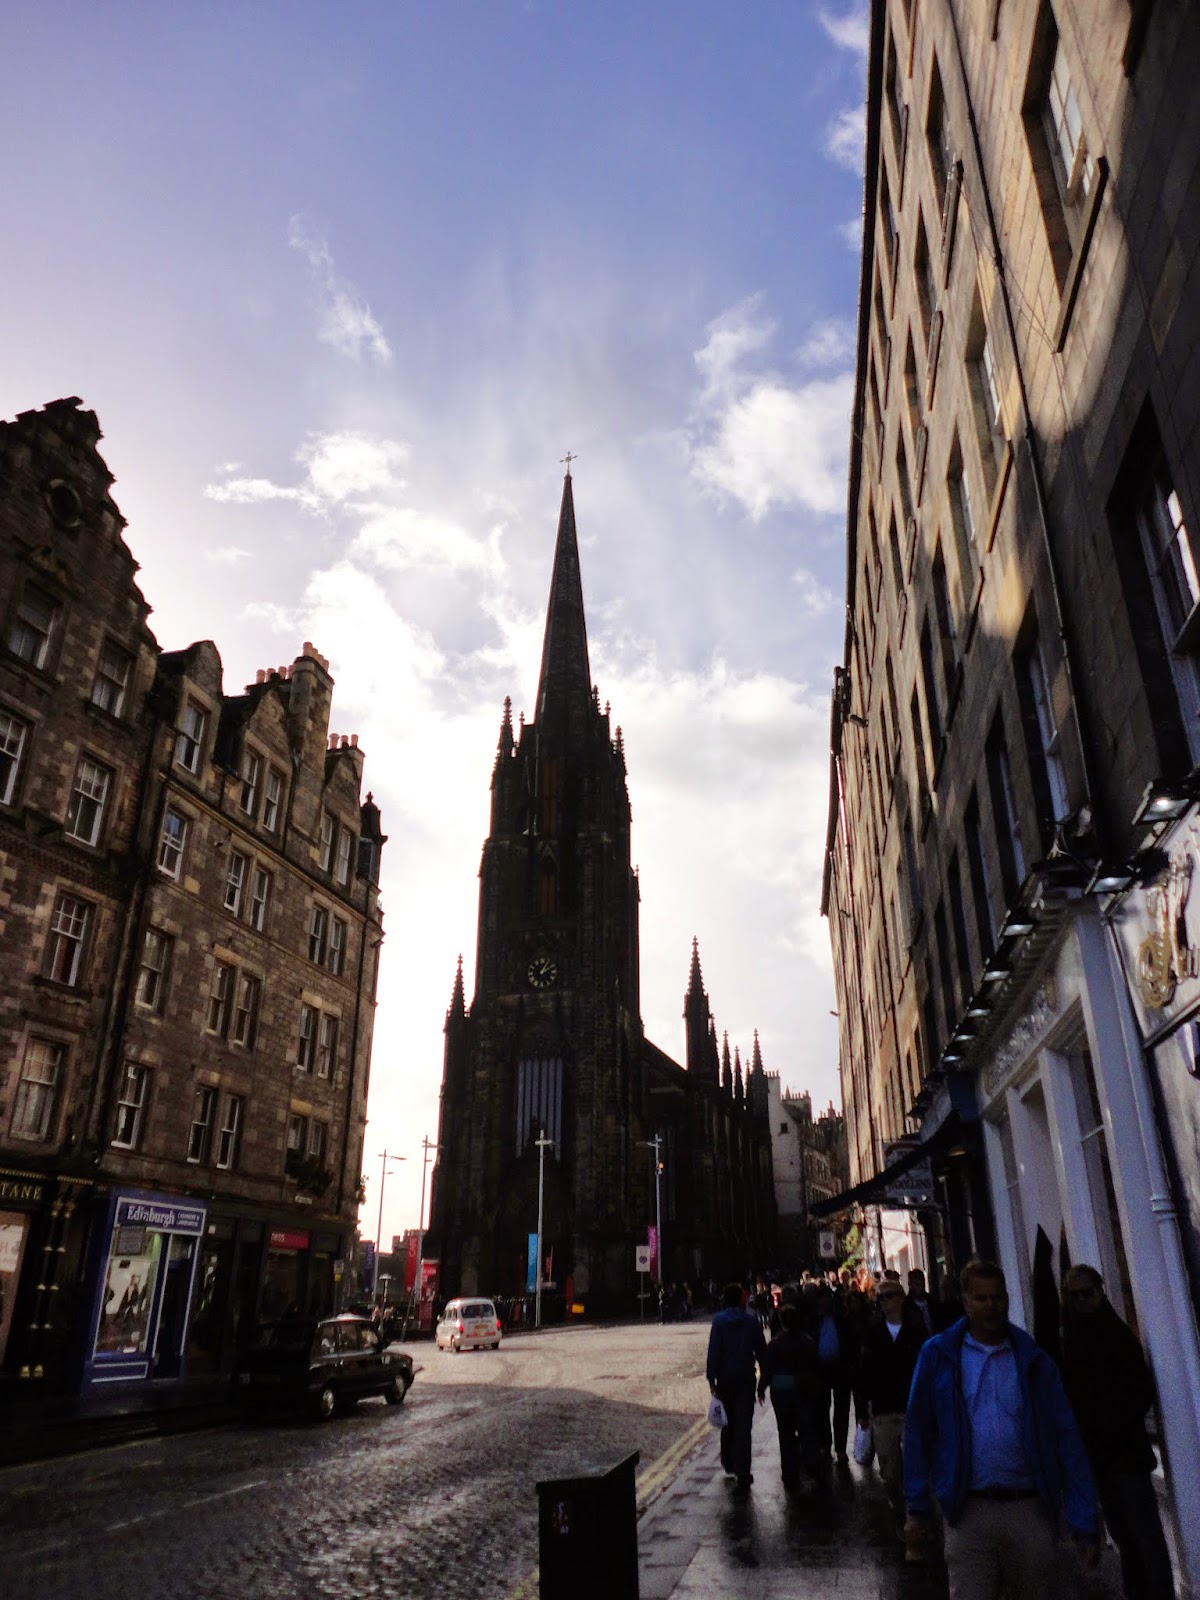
xmin=0 ymin=1373 xmax=238 ymax=1467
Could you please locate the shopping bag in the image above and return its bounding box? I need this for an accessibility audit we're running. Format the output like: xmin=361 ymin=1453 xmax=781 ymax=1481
xmin=707 ymin=1394 xmax=728 ymax=1428
xmin=852 ymin=1421 xmax=874 ymax=1465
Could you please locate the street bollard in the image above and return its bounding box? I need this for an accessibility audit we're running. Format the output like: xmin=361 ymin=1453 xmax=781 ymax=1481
xmin=535 ymin=1450 xmax=640 ymax=1599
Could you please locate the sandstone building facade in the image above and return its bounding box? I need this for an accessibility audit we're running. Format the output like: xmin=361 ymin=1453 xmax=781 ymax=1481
xmin=822 ymin=1 xmax=1200 ymax=1576
xmin=426 ymin=477 xmax=775 ymax=1308
xmin=0 ymin=398 xmax=384 ymax=1396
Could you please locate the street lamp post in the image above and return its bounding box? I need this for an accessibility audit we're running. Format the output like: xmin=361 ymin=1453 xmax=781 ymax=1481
xmin=641 ymin=1134 xmax=664 ymax=1296
xmin=413 ymin=1135 xmax=440 ymax=1329
xmin=374 ymin=1150 xmax=406 ymax=1303
xmin=534 ymin=1130 xmax=555 ymax=1329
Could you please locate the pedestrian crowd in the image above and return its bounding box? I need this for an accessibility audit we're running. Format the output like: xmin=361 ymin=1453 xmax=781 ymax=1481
xmin=705 ymin=1258 xmax=1173 ymax=1600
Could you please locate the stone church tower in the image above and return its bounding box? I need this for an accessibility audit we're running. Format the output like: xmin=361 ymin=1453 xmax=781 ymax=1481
xmin=427 ymin=474 xmax=775 ymax=1306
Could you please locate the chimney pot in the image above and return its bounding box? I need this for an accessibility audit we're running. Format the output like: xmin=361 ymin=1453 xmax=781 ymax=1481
xmin=255 ymin=669 xmax=266 ymax=684
xmin=350 ymin=734 xmax=359 ymax=748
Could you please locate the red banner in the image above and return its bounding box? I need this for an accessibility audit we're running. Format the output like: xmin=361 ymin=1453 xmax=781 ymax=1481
xmin=404 ymin=1234 xmax=418 ymax=1294
xmin=647 ymin=1225 xmax=658 ymax=1280
xmin=418 ymin=1259 xmax=439 ymax=1331
xmin=269 ymin=1228 xmax=310 ymax=1252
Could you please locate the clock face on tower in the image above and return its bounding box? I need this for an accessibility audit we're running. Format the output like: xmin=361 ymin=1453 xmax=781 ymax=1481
xmin=527 ymin=954 xmax=558 ymax=989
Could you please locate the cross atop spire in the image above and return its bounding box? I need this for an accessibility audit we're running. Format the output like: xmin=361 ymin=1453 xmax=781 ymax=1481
xmin=535 ymin=472 xmax=592 ymax=731
xmin=560 ymin=451 xmax=577 ymax=475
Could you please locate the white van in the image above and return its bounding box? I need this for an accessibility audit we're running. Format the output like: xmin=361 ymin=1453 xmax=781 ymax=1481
xmin=435 ymin=1298 xmax=502 ymax=1352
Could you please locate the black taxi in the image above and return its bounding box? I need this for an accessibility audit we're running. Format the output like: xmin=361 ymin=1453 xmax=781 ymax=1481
xmin=232 ymin=1314 xmax=414 ymax=1421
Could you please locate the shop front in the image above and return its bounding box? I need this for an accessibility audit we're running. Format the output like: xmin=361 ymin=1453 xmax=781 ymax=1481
xmin=82 ymin=1190 xmax=205 ymax=1389
xmin=0 ymin=1165 xmax=48 ymax=1374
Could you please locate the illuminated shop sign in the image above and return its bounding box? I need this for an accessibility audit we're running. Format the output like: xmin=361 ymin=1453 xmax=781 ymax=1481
xmin=114 ymin=1197 xmax=205 ymax=1235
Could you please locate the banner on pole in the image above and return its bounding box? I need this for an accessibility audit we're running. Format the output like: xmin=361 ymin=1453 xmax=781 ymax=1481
xmin=647 ymin=1225 xmax=658 ymax=1279
xmin=527 ymin=1233 xmax=539 ymax=1293
xmin=418 ymin=1259 xmax=439 ymax=1331
xmin=404 ymin=1233 xmax=418 ymax=1293
xmin=635 ymin=1244 xmax=651 ymax=1273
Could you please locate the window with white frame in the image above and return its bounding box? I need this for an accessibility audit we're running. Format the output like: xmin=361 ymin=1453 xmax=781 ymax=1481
xmin=112 ymin=1063 xmax=149 ymax=1149
xmin=249 ymin=866 xmax=271 ymax=932
xmin=175 ymin=700 xmax=207 ymax=773
xmin=286 ymin=1112 xmax=308 ymax=1153
xmin=91 ymin=640 xmax=133 ymax=717
xmin=158 ymin=808 xmax=188 ymax=878
xmin=335 ymin=827 xmax=353 ymax=886
xmin=296 ymin=1004 xmax=318 ymax=1073
xmin=238 ymin=749 xmax=260 ymax=817
xmin=224 ymin=850 xmax=248 ymax=916
xmin=215 ymin=1094 xmax=244 ymax=1171
xmin=187 ymin=1085 xmax=217 ymax=1163
xmin=308 ymin=905 xmax=329 ymax=964
xmin=135 ymin=927 xmax=172 ymax=1010
xmin=0 ymin=709 xmax=29 ymax=806
xmin=231 ymin=972 xmax=261 ymax=1048
xmin=308 ymin=1120 xmax=329 ymax=1164
xmin=66 ymin=755 xmax=113 ymax=846
xmin=329 ymin=916 xmax=347 ymax=977
xmin=316 ymin=1013 xmax=338 ymax=1080
xmin=8 ymin=587 xmax=57 ymax=669
xmin=318 ymin=812 xmax=335 ymax=872
xmin=986 ymin=713 xmax=1026 ymax=904
xmin=207 ymin=962 xmax=234 ymax=1035
xmin=262 ymin=768 xmax=283 ymax=832
xmin=1131 ymin=443 xmax=1200 ymax=762
xmin=1044 ymin=35 xmax=1093 ymax=206
xmin=1015 ymin=621 xmax=1070 ymax=849
xmin=46 ymin=893 xmax=90 ymax=986
xmin=12 ymin=1037 xmax=63 ymax=1140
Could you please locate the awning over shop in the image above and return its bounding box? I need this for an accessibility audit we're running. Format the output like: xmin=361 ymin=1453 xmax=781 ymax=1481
xmin=810 ymin=1113 xmax=965 ymax=1217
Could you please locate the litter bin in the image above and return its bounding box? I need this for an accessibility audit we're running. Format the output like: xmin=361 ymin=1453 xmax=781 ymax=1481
xmin=536 ymin=1449 xmax=640 ymax=1599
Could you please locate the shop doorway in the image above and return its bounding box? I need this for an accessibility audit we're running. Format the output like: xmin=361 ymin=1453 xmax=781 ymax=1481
xmin=153 ymin=1236 xmax=196 ymax=1379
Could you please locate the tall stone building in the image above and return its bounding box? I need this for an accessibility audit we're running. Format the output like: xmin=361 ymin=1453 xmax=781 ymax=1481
xmin=821 ymin=2 xmax=1200 ymax=1575
xmin=0 ymin=398 xmax=384 ymax=1397
xmin=426 ymin=476 xmax=775 ymax=1308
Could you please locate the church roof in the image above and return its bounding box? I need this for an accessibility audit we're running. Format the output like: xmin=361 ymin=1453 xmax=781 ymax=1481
xmin=535 ymin=472 xmax=592 ymax=728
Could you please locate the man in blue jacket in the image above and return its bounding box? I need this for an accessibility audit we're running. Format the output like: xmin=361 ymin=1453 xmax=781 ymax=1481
xmin=706 ymin=1281 xmax=767 ymax=1496
xmin=903 ymin=1258 xmax=1100 ymax=1595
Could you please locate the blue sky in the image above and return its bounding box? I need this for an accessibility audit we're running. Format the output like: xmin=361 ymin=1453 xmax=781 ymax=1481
xmin=4 ymin=2 xmax=869 ymax=1244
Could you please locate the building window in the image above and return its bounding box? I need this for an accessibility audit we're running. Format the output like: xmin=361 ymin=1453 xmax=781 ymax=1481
xmin=46 ymin=893 xmax=90 ymax=986
xmin=262 ymin=768 xmax=283 ymax=832
xmin=215 ymin=1095 xmax=244 ymax=1171
xmin=316 ymin=1014 xmax=339 ymax=1080
xmin=910 ymin=685 xmax=930 ymax=810
xmin=964 ymin=789 xmax=997 ymax=962
xmin=112 ymin=1063 xmax=149 ymax=1149
xmin=91 ymin=640 xmax=133 ymax=717
xmin=66 ymin=755 xmax=113 ymax=846
xmin=287 ymin=1113 xmax=308 ymax=1154
xmin=919 ymin=618 xmax=943 ymax=761
xmin=158 ymin=808 xmax=188 ymax=879
xmin=515 ymin=1057 xmax=564 ymax=1155
xmin=1135 ymin=452 xmax=1200 ymax=758
xmin=318 ymin=812 xmax=336 ymax=872
xmin=329 ymin=916 xmax=347 ymax=977
xmin=175 ymin=700 xmax=207 ymax=773
xmin=334 ymin=827 xmax=354 ymax=886
xmin=308 ymin=1120 xmax=328 ymax=1164
xmin=926 ymin=56 xmax=953 ymax=220
xmin=8 ymin=586 xmax=57 ymax=669
xmin=947 ymin=434 xmax=979 ymax=605
xmin=1067 ymin=1043 xmax=1135 ymax=1324
xmin=187 ymin=1085 xmax=217 ymax=1163
xmin=947 ymin=852 xmax=974 ymax=1000
xmin=12 ymin=1037 xmax=63 ymax=1140
xmin=896 ymin=434 xmax=915 ymax=531
xmin=1044 ymin=33 xmax=1093 ymax=206
xmin=0 ymin=709 xmax=29 ymax=806
xmin=931 ymin=546 xmax=959 ymax=697
xmin=232 ymin=973 xmax=261 ymax=1048
xmin=249 ymin=866 xmax=271 ymax=932
xmin=986 ymin=712 xmax=1026 ymax=904
xmin=207 ymin=962 xmax=234 ymax=1036
xmin=135 ymin=927 xmax=172 ymax=1010
xmin=880 ymin=164 xmax=898 ymax=286
xmin=296 ymin=1004 xmax=317 ymax=1073
xmin=885 ymin=29 xmax=905 ymax=146
xmin=904 ymin=333 xmax=924 ymax=454
xmin=238 ymin=749 xmax=261 ymax=817
xmin=1023 ymin=6 xmax=1098 ymax=289
xmin=1014 ymin=617 xmax=1070 ymax=851
xmin=308 ymin=905 xmax=329 ymax=965
xmin=915 ymin=212 xmax=937 ymax=348
xmin=224 ymin=850 xmax=248 ymax=916
xmin=966 ymin=288 xmax=1007 ymax=494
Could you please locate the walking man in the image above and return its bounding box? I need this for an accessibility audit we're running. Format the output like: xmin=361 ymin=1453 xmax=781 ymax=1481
xmin=1060 ymin=1264 xmax=1173 ymax=1600
xmin=860 ymin=1278 xmax=926 ymax=1531
xmin=903 ymin=1258 xmax=1100 ymax=1595
xmin=707 ymin=1281 xmax=767 ymax=1497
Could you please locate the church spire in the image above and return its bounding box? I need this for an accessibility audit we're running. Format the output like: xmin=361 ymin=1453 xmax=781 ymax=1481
xmin=722 ymin=1032 xmax=732 ymax=1096
xmin=447 ymin=954 xmax=466 ymax=1021
xmin=686 ymin=936 xmax=704 ymax=1000
xmin=750 ymin=1029 xmax=764 ymax=1076
xmin=733 ymin=1046 xmax=744 ymax=1105
xmin=535 ymin=472 xmax=592 ymax=731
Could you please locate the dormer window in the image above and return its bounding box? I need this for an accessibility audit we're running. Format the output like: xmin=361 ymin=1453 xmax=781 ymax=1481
xmin=239 ymin=749 xmax=261 ymax=816
xmin=175 ymin=700 xmax=206 ymax=773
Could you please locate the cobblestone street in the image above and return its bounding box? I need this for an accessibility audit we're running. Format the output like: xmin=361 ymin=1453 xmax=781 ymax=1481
xmin=0 ymin=1321 xmax=710 ymax=1600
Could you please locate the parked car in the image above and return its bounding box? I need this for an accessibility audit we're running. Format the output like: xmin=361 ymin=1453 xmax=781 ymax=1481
xmin=232 ymin=1314 xmax=415 ymax=1421
xmin=435 ymin=1298 xmax=502 ymax=1352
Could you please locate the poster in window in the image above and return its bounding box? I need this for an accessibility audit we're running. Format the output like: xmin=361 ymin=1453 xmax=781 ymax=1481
xmin=0 ymin=1215 xmax=29 ymax=1364
xmin=94 ymin=1231 xmax=162 ymax=1354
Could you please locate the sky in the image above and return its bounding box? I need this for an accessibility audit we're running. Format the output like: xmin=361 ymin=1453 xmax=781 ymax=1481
xmin=4 ymin=2 xmax=870 ymax=1248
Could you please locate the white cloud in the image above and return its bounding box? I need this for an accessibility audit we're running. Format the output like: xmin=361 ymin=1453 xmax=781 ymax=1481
xmin=300 ymin=431 xmax=408 ymax=502
xmin=287 ymin=214 xmax=393 ymax=365
xmin=204 ymin=544 xmax=252 ymax=565
xmin=792 ymin=569 xmax=839 ymax=615
xmin=350 ymin=505 xmax=503 ymax=577
xmin=818 ymin=4 xmax=869 ymax=54
xmin=797 ymin=317 xmax=855 ymax=370
xmin=824 ymin=105 xmax=866 ymax=173
xmin=204 ymin=475 xmax=318 ymax=509
xmin=838 ymin=216 xmax=864 ymax=251
xmin=687 ymin=298 xmax=854 ymax=520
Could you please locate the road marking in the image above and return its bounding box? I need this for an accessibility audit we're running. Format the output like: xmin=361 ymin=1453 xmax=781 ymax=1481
xmin=501 ymin=1418 xmax=709 ymax=1600
xmin=182 ymin=1479 xmax=266 ymax=1509
xmin=21 ymin=1478 xmax=270 ymax=1559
